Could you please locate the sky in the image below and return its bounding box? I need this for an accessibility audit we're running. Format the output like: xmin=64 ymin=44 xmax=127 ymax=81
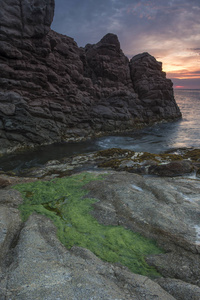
xmin=52 ymin=0 xmax=200 ymax=89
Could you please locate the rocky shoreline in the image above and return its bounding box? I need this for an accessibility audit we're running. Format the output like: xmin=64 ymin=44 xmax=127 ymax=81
xmin=0 ymin=0 xmax=181 ymax=155
xmin=0 ymin=148 xmax=200 ymax=299
xmin=0 ymin=147 xmax=198 ymax=179
xmin=1 ymin=155 xmax=200 ymax=299
xmin=1 ymin=0 xmax=199 ymax=299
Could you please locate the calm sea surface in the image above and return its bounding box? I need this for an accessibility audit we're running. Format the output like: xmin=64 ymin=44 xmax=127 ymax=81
xmin=1 ymin=89 xmax=200 ymax=172
xmin=96 ymin=89 xmax=200 ymax=153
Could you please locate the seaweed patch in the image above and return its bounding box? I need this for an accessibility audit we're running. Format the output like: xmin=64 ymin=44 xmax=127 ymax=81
xmin=13 ymin=172 xmax=163 ymax=277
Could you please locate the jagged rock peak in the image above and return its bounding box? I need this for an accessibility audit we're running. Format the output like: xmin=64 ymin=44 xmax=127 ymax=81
xmin=131 ymin=52 xmax=162 ymax=71
xmin=98 ymin=33 xmax=121 ymax=49
xmin=131 ymin=52 xmax=153 ymax=60
xmin=85 ymin=33 xmax=121 ymax=53
xmin=0 ymin=0 xmax=55 ymax=39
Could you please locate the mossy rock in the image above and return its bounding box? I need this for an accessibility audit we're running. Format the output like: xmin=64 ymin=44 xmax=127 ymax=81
xmin=95 ymin=148 xmax=135 ymax=158
xmin=98 ymin=151 xmax=184 ymax=171
xmin=132 ymin=152 xmax=183 ymax=164
xmin=183 ymin=149 xmax=200 ymax=162
xmin=159 ymin=153 xmax=183 ymax=161
xmin=98 ymin=158 xmax=123 ymax=169
xmin=13 ymin=172 xmax=163 ymax=277
xmin=133 ymin=152 xmax=160 ymax=163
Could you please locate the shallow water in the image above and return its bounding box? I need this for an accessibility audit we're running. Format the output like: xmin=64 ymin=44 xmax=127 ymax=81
xmin=0 ymin=89 xmax=200 ymax=172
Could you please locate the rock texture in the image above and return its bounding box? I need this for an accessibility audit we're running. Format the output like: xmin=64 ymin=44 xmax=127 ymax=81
xmin=1 ymin=171 xmax=200 ymax=299
xmin=148 ymin=160 xmax=194 ymax=177
xmin=13 ymin=148 xmax=196 ymax=178
xmin=86 ymin=172 xmax=200 ymax=253
xmin=0 ymin=188 xmax=176 ymax=300
xmin=0 ymin=0 xmax=181 ymax=154
xmin=130 ymin=53 xmax=179 ymax=121
xmin=0 ymin=0 xmax=54 ymax=38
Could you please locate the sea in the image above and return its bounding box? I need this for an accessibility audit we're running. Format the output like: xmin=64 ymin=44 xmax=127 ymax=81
xmin=0 ymin=89 xmax=200 ymax=173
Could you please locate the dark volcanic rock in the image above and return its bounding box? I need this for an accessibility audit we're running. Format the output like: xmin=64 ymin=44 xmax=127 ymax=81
xmin=0 ymin=0 xmax=54 ymax=38
xmin=130 ymin=52 xmax=181 ymax=121
xmin=149 ymin=160 xmax=194 ymax=177
xmin=0 ymin=0 xmax=181 ymax=154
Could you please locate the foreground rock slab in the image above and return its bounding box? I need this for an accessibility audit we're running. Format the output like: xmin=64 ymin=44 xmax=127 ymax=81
xmin=1 ymin=171 xmax=200 ymax=299
xmin=0 ymin=201 xmax=174 ymax=299
xmin=87 ymin=172 xmax=200 ymax=253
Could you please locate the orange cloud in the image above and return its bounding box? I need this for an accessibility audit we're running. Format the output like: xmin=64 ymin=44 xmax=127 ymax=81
xmin=166 ymin=70 xmax=200 ymax=79
xmin=161 ymin=52 xmax=200 ymax=81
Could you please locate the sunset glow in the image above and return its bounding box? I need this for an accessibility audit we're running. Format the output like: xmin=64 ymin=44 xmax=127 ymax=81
xmin=52 ymin=0 xmax=200 ymax=89
xmin=175 ymin=86 xmax=185 ymax=89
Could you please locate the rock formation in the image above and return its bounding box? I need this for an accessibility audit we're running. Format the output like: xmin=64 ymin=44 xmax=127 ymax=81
xmin=0 ymin=0 xmax=54 ymax=38
xmin=0 ymin=0 xmax=181 ymax=154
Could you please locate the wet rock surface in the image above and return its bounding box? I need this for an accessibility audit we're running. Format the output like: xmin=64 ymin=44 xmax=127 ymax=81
xmin=12 ymin=147 xmax=199 ymax=179
xmin=0 ymin=0 xmax=181 ymax=154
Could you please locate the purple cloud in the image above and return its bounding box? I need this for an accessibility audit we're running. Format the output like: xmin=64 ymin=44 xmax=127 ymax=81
xmin=51 ymin=0 xmax=200 ymax=89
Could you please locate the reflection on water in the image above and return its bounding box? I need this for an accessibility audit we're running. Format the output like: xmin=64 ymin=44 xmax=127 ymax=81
xmin=96 ymin=89 xmax=200 ymax=153
xmin=95 ymin=120 xmax=182 ymax=154
xmin=0 ymin=89 xmax=200 ymax=172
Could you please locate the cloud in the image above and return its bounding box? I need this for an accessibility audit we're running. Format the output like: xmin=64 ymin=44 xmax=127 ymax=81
xmin=189 ymin=48 xmax=200 ymax=51
xmin=172 ymin=78 xmax=200 ymax=89
xmin=167 ymin=70 xmax=200 ymax=79
xmin=52 ymin=0 xmax=200 ymax=49
xmin=188 ymin=48 xmax=200 ymax=55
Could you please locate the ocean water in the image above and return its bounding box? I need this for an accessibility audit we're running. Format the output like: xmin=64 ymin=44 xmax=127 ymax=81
xmin=0 ymin=89 xmax=200 ymax=172
xmin=96 ymin=89 xmax=200 ymax=153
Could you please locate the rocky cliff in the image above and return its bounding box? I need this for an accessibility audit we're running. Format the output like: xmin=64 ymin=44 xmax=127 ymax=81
xmin=0 ymin=0 xmax=181 ymax=154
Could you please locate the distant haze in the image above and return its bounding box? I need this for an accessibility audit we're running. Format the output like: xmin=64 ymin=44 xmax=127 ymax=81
xmin=52 ymin=0 xmax=200 ymax=89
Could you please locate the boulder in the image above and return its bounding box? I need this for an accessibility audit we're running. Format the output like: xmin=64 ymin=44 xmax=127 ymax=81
xmin=0 ymin=177 xmax=11 ymax=188
xmin=148 ymin=160 xmax=194 ymax=176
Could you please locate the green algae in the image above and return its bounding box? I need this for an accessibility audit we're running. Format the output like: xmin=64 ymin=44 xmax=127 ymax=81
xmin=13 ymin=172 xmax=163 ymax=277
xmin=183 ymin=149 xmax=200 ymax=161
xmin=97 ymin=149 xmax=184 ymax=171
